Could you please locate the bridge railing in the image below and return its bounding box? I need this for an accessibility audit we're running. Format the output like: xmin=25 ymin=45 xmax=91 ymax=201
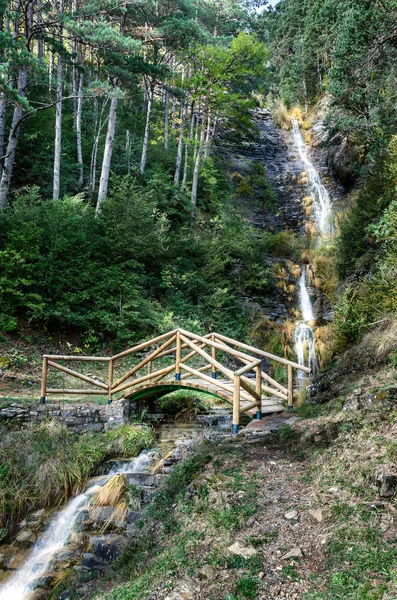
xmin=40 ymin=328 xmax=310 ymax=432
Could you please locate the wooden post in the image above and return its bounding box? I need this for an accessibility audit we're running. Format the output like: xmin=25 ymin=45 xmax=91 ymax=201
xmin=255 ymin=364 xmax=262 ymax=420
xmin=288 ymin=364 xmax=294 ymax=410
xmin=147 ymin=360 xmax=152 ymax=376
xmin=108 ymin=359 xmax=114 ymax=405
xmin=232 ymin=374 xmax=240 ymax=434
xmin=40 ymin=356 xmax=48 ymax=404
xmin=175 ymin=330 xmax=181 ymax=381
xmin=211 ymin=333 xmax=216 ymax=378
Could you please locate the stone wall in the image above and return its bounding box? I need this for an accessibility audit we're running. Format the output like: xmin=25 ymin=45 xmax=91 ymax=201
xmin=0 ymin=398 xmax=137 ymax=433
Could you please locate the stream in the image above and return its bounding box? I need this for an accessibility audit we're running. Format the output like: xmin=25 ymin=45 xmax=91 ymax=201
xmin=0 ymin=450 xmax=156 ymax=600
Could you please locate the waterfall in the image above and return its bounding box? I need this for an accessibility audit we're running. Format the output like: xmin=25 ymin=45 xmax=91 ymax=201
xmin=290 ymin=117 xmax=333 ymax=383
xmin=0 ymin=449 xmax=155 ymax=600
xmin=291 ymin=117 xmax=333 ymax=236
xmin=294 ymin=323 xmax=318 ymax=385
xmin=299 ymin=268 xmax=314 ymax=322
xmin=294 ymin=267 xmax=318 ymax=384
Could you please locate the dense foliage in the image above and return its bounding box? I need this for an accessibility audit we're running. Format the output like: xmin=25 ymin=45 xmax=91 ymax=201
xmin=0 ymin=173 xmax=274 ymax=344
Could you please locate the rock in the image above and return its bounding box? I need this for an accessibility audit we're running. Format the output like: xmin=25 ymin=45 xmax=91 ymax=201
xmin=196 ymin=564 xmax=215 ymax=581
xmin=377 ymin=475 xmax=397 ymax=498
xmin=284 ymin=509 xmax=298 ymax=520
xmin=32 ymin=509 xmax=46 ymax=519
xmin=307 ymin=508 xmax=330 ymax=523
xmin=164 ymin=576 xmax=200 ymax=599
xmin=89 ymin=534 xmax=127 ymax=561
xmin=281 ymin=547 xmax=303 ymax=560
xmin=81 ymin=553 xmax=108 ymax=572
xmin=16 ymin=530 xmax=36 ymax=546
xmin=228 ymin=541 xmax=257 ymax=559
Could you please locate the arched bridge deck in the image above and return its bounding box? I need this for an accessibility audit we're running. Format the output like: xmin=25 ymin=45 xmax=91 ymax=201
xmin=40 ymin=329 xmax=310 ymax=432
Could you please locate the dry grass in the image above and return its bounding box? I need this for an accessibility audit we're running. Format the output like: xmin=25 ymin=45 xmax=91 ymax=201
xmin=341 ymin=318 xmax=397 ymax=369
xmin=273 ymin=101 xmax=290 ymax=130
xmin=302 ymin=413 xmax=397 ymax=504
xmin=91 ymin=475 xmax=126 ymax=508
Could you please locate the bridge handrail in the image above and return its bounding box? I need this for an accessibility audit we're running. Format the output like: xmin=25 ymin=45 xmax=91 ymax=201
xmin=40 ymin=327 xmax=312 ymax=430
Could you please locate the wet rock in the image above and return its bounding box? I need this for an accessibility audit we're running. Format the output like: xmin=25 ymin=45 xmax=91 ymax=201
xmin=228 ymin=540 xmax=257 ymax=559
xmin=281 ymin=547 xmax=303 ymax=560
xmin=16 ymin=530 xmax=36 ymax=546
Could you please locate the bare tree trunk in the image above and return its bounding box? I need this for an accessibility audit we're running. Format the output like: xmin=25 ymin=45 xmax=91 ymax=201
xmin=0 ymin=94 xmax=7 ymax=179
xmin=140 ymin=79 xmax=154 ymax=174
xmin=191 ymin=121 xmax=206 ymax=217
xmin=53 ymin=0 xmax=64 ymax=200
xmin=96 ymin=91 xmax=118 ymax=213
xmin=164 ymin=90 xmax=169 ymax=150
xmin=53 ymin=55 xmax=63 ymax=199
xmin=182 ymin=103 xmax=195 ymax=190
xmin=204 ymin=109 xmax=211 ymax=158
xmin=76 ymin=69 xmax=84 ymax=187
xmin=174 ymin=102 xmax=186 ymax=186
xmin=0 ymin=67 xmax=28 ymax=209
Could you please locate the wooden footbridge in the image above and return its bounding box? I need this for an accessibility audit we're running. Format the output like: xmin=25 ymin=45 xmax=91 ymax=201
xmin=40 ymin=329 xmax=310 ymax=432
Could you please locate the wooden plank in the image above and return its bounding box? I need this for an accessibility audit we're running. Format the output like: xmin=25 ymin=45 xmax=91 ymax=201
xmin=288 ymin=364 xmax=294 ymax=408
xmin=214 ymin=332 xmax=310 ymax=373
xmin=236 ymin=359 xmax=261 ymax=376
xmin=180 ymin=364 xmax=234 ymax=396
xmin=214 ymin=337 xmax=289 ymax=395
xmin=47 ymin=360 xmax=108 ymax=390
xmin=112 ymin=329 xmax=177 ymax=361
xmin=180 ymin=335 xmax=235 ymax=382
xmin=112 ymin=365 xmax=175 ymax=395
xmin=112 ymin=334 xmax=176 ymax=389
xmin=46 ymin=389 xmax=106 ymax=395
xmin=41 ymin=356 xmax=48 ymax=400
xmin=233 ymin=375 xmax=240 ymax=429
xmin=179 ymin=328 xmax=256 ymax=363
xmin=43 ymin=355 xmax=110 ymax=362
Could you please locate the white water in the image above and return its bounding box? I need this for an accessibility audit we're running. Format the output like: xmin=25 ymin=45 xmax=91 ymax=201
xmin=294 ymin=268 xmax=318 ymax=384
xmin=291 ymin=117 xmax=333 ymax=236
xmin=0 ymin=449 xmax=155 ymax=600
xmin=298 ymin=268 xmax=314 ymax=322
xmin=290 ymin=117 xmax=333 ymax=382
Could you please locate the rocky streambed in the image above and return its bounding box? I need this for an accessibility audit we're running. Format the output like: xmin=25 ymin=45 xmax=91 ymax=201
xmin=0 ymin=409 xmax=235 ymax=600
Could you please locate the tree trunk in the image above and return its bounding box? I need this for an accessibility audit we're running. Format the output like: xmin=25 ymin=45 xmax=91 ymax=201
xmin=140 ymin=79 xmax=154 ymax=174
xmin=53 ymin=53 xmax=63 ymax=199
xmin=164 ymin=90 xmax=169 ymax=150
xmin=182 ymin=103 xmax=195 ymax=190
xmin=191 ymin=121 xmax=206 ymax=217
xmin=76 ymin=70 xmax=84 ymax=187
xmin=204 ymin=109 xmax=211 ymax=158
xmin=0 ymin=67 xmax=28 ymax=209
xmin=52 ymin=0 xmax=64 ymax=200
xmin=96 ymin=91 xmax=118 ymax=213
xmin=174 ymin=102 xmax=186 ymax=186
xmin=0 ymin=93 xmax=7 ymax=179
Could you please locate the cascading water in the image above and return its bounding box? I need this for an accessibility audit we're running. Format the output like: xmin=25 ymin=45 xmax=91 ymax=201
xmin=291 ymin=117 xmax=333 ymax=237
xmin=294 ymin=267 xmax=318 ymax=385
xmin=0 ymin=449 xmax=156 ymax=600
xmin=290 ymin=117 xmax=333 ymax=381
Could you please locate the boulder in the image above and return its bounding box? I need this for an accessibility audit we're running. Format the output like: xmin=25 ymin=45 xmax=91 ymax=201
xmin=281 ymin=547 xmax=303 ymax=560
xmin=228 ymin=541 xmax=257 ymax=559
